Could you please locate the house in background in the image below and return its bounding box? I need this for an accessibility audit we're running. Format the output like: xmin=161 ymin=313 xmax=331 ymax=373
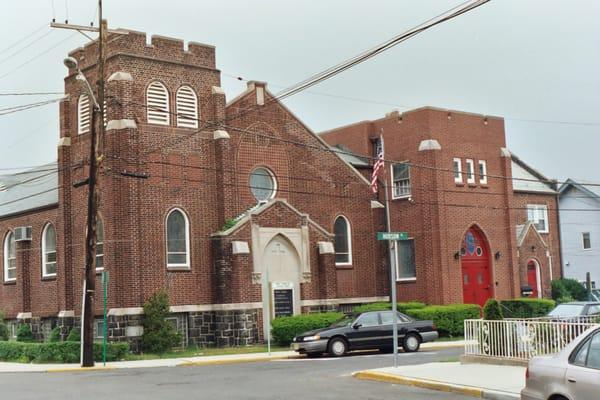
xmin=559 ymin=179 xmax=600 ymax=288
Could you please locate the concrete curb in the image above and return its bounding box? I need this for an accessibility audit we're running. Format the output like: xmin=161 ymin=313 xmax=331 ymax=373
xmin=181 ymin=354 xmax=299 ymax=367
xmin=353 ymin=370 xmax=519 ymax=400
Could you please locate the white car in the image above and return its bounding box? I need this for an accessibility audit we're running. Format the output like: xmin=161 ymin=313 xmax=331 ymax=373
xmin=521 ymin=326 xmax=600 ymax=400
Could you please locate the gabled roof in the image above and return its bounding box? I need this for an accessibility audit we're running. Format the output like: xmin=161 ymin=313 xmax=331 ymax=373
xmin=225 ymin=82 xmax=372 ymax=186
xmin=212 ymin=198 xmax=333 ymax=238
xmin=0 ymin=162 xmax=59 ymax=218
xmin=510 ymin=152 xmax=556 ymax=194
xmin=516 ymin=221 xmax=548 ymax=248
xmin=559 ymin=178 xmax=600 ymax=200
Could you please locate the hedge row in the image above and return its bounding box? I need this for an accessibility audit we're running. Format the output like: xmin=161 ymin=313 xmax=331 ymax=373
xmin=271 ymin=312 xmax=344 ymax=345
xmin=0 ymin=341 xmax=130 ymax=363
xmin=500 ymin=298 xmax=555 ymax=318
xmin=352 ymin=302 xmax=426 ymax=314
xmin=406 ymin=304 xmax=481 ymax=337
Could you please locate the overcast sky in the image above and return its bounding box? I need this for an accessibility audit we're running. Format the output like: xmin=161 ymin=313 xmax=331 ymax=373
xmin=1 ymin=0 xmax=598 ymax=183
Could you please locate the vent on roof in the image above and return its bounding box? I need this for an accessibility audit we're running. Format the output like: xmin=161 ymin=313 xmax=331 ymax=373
xmin=176 ymin=86 xmax=198 ymax=128
xmin=146 ymin=81 xmax=170 ymax=125
xmin=14 ymin=226 xmax=32 ymax=242
xmin=78 ymin=95 xmax=91 ymax=134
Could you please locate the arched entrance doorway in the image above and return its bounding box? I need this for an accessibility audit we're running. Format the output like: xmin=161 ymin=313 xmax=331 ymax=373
xmin=461 ymin=227 xmax=493 ymax=307
xmin=261 ymin=235 xmax=302 ymax=319
xmin=527 ymin=259 xmax=542 ymax=298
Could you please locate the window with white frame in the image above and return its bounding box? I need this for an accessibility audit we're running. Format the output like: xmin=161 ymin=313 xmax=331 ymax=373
xmin=453 ymin=158 xmax=462 ymax=183
xmin=3 ymin=232 xmax=16 ymax=282
xmin=249 ymin=167 xmax=277 ymax=202
xmin=478 ymin=160 xmax=487 ymax=184
xmin=395 ymin=239 xmax=416 ymax=280
xmin=176 ymin=86 xmax=199 ymax=128
xmin=146 ymin=81 xmax=170 ymax=125
xmin=166 ymin=209 xmax=190 ymax=268
xmin=583 ymin=232 xmax=592 ymax=250
xmin=96 ymin=217 xmax=104 ymax=271
xmin=334 ymin=216 xmax=352 ymax=265
xmin=527 ymin=204 xmax=549 ymax=233
xmin=78 ymin=95 xmax=91 ymax=135
xmin=466 ymin=159 xmax=475 ymax=184
xmin=42 ymin=224 xmax=57 ymax=277
xmin=392 ymin=163 xmax=411 ymax=198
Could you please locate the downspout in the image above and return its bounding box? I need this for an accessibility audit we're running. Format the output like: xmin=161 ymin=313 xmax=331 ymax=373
xmin=554 ymin=182 xmax=564 ymax=279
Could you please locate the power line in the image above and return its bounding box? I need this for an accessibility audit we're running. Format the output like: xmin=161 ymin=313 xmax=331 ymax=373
xmin=0 ymin=91 xmax=64 ymax=96
xmin=0 ymin=32 xmax=79 ymax=82
xmin=0 ymin=97 xmax=65 ymax=116
xmin=0 ymin=23 xmax=49 ymax=55
xmin=0 ymin=30 xmax=54 ymax=67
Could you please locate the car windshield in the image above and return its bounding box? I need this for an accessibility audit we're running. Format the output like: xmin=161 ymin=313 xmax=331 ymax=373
xmin=548 ymin=304 xmax=585 ymax=317
xmin=330 ymin=316 xmax=354 ymax=327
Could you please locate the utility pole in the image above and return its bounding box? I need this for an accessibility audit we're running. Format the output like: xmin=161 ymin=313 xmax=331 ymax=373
xmin=51 ymin=0 xmax=110 ymax=367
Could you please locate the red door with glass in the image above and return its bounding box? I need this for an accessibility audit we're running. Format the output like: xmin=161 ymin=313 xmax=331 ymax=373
xmin=527 ymin=261 xmax=539 ymax=298
xmin=461 ymin=228 xmax=492 ymax=307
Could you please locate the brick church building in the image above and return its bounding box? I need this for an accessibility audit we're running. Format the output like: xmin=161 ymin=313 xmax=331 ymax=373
xmin=321 ymin=108 xmax=562 ymax=306
xmin=0 ymin=30 xmax=561 ymax=347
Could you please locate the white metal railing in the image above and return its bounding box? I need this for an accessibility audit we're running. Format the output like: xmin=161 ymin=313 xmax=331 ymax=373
xmin=505 ymin=316 xmax=600 ymax=324
xmin=464 ymin=319 xmax=600 ymax=361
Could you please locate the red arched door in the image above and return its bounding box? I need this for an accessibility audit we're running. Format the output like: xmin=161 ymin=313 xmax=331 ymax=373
xmin=527 ymin=260 xmax=540 ymax=298
xmin=461 ymin=227 xmax=492 ymax=307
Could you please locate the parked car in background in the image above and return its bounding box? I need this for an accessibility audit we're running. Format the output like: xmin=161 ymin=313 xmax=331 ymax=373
xmin=589 ymin=289 xmax=600 ymax=302
xmin=291 ymin=311 xmax=438 ymax=357
xmin=521 ymin=326 xmax=600 ymax=400
xmin=547 ymin=302 xmax=600 ymax=320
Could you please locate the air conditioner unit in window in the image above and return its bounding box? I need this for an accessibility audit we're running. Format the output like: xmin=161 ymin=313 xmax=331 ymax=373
xmin=14 ymin=226 xmax=32 ymax=242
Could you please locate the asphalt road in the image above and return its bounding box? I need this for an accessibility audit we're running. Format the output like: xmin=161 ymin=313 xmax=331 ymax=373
xmin=0 ymin=348 xmax=472 ymax=399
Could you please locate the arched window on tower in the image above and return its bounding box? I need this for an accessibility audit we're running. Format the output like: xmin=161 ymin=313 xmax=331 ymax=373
xmin=78 ymin=94 xmax=91 ymax=134
xmin=334 ymin=216 xmax=352 ymax=265
xmin=42 ymin=223 xmax=57 ymax=277
xmin=176 ymin=86 xmax=198 ymax=128
xmin=166 ymin=208 xmax=190 ymax=268
xmin=146 ymin=81 xmax=170 ymax=125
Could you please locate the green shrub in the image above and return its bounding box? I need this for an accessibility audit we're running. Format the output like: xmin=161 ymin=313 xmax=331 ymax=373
xmin=483 ymin=299 xmax=504 ymax=320
xmin=142 ymin=290 xmax=181 ymax=354
xmin=67 ymin=327 xmax=81 ymax=342
xmin=16 ymin=324 xmax=35 ymax=342
xmin=406 ymin=304 xmax=481 ymax=337
xmin=552 ymin=279 xmax=587 ymax=302
xmin=271 ymin=312 xmax=344 ymax=345
xmin=0 ymin=341 xmax=129 ymax=363
xmin=0 ymin=313 xmax=9 ymax=341
xmin=352 ymin=301 xmax=426 ymax=315
xmin=500 ymin=298 xmax=555 ymax=318
xmin=48 ymin=327 xmax=61 ymax=343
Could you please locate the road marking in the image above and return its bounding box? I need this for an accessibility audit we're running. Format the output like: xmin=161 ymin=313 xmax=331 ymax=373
xmin=273 ymin=357 xmax=342 ymax=362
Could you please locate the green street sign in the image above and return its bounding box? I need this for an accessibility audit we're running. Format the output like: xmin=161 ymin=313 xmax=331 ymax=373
xmin=377 ymin=232 xmax=408 ymax=241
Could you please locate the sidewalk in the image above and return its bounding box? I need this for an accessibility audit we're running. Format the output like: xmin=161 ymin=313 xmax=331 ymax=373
xmin=354 ymin=362 xmax=525 ymax=400
xmin=0 ymin=340 xmax=463 ymax=373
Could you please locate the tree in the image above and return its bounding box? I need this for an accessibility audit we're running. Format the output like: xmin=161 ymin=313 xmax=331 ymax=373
xmin=141 ymin=290 xmax=181 ymax=354
xmin=551 ymin=279 xmax=587 ymax=303
xmin=483 ymin=299 xmax=504 ymax=320
xmin=67 ymin=327 xmax=81 ymax=342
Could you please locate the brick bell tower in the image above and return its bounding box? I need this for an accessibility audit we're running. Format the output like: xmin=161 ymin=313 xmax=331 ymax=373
xmin=57 ymin=30 xmax=228 ymax=316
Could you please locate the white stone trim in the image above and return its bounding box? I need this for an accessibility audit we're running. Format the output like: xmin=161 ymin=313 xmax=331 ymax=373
xmin=108 ymin=307 xmax=144 ymax=316
xmin=232 ymin=241 xmax=250 ymax=255
xmin=211 ymin=86 xmax=225 ymax=95
xmin=57 ymin=310 xmax=75 ymax=318
xmin=213 ymin=130 xmax=230 ymax=140
xmin=106 ymin=119 xmax=137 ymax=130
xmin=107 ymin=302 xmax=264 ymax=316
xmin=16 ymin=312 xmax=32 ymax=320
xmin=371 ymin=200 xmax=385 ymax=209
xmin=318 ymin=241 xmax=335 ymax=254
xmin=107 ymin=71 xmax=133 ymax=82
xmin=418 ymin=139 xmax=442 ymax=151
xmin=301 ymin=296 xmax=390 ymax=307
xmin=500 ymin=147 xmax=512 ymax=158
xmin=57 ymin=137 xmax=71 ymax=147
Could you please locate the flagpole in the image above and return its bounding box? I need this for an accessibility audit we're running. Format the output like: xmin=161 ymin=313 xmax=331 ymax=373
xmin=380 ymin=134 xmax=399 ymax=368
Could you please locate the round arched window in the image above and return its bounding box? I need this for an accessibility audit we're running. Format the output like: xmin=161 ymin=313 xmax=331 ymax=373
xmin=250 ymin=167 xmax=276 ymax=202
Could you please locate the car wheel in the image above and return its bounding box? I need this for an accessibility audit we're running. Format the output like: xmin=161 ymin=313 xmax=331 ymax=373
xmin=403 ymin=333 xmax=421 ymax=353
xmin=328 ymin=337 xmax=347 ymax=357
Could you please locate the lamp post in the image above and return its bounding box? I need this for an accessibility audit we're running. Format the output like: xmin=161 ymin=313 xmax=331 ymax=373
xmin=64 ymin=55 xmax=100 ymax=367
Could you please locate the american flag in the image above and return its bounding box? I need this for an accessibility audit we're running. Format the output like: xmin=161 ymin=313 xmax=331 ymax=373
xmin=371 ymin=135 xmax=385 ymax=193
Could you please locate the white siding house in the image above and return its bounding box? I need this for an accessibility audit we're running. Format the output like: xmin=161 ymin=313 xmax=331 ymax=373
xmin=559 ymin=179 xmax=600 ymax=288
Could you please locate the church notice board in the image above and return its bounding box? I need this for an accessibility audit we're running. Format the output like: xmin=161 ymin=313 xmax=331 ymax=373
xmin=272 ymin=282 xmax=294 ymax=318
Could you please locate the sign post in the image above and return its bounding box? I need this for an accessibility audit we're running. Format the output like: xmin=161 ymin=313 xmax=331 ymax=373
xmin=377 ymin=231 xmax=408 ymax=368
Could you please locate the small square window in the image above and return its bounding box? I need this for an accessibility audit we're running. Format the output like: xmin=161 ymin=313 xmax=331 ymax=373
xmin=527 ymin=205 xmax=549 ymax=233
xmin=583 ymin=232 xmax=592 ymax=250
